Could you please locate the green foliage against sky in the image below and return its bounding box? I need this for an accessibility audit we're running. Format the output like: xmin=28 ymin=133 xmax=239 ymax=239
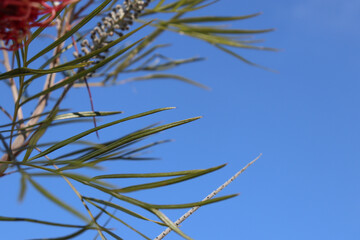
xmin=0 ymin=0 xmax=273 ymax=239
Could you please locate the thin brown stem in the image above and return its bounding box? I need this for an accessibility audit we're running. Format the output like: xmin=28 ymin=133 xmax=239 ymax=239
xmin=1 ymin=41 xmax=24 ymax=125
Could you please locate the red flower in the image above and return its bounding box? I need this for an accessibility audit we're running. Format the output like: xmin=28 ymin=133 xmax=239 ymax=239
xmin=0 ymin=0 xmax=75 ymax=51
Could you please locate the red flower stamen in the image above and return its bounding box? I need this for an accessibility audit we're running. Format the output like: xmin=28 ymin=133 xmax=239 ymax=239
xmin=0 ymin=0 xmax=76 ymax=51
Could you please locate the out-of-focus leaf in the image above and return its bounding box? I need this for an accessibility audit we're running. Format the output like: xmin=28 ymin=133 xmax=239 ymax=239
xmin=119 ymin=74 xmax=210 ymax=90
xmin=0 ymin=63 xmax=90 ymax=80
xmin=168 ymin=23 xmax=274 ymax=35
xmin=214 ymin=44 xmax=277 ymax=72
xmin=23 ymin=108 xmax=59 ymax=162
xmin=124 ymin=56 xmax=204 ymax=73
xmin=18 ymin=174 xmax=28 ymax=202
xmin=168 ymin=13 xmax=263 ymax=23
xmin=27 ymin=177 xmax=89 ymax=222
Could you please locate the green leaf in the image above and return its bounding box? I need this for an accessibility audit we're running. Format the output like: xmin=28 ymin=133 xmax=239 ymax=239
xmin=168 ymin=23 xmax=274 ymax=35
xmin=56 ymin=20 xmax=154 ymax=70
xmin=0 ymin=109 xmax=69 ymax=129
xmin=168 ymin=13 xmax=263 ymax=23
xmin=23 ymin=108 xmax=59 ymax=162
xmin=0 ymin=216 xmax=92 ymax=229
xmin=18 ymin=174 xmax=28 ymax=202
xmin=27 ymin=0 xmax=113 ymax=64
xmin=69 ymin=116 xmax=201 ymax=165
xmin=28 ymin=107 xmax=175 ymax=161
xmin=53 ymin=111 xmax=123 ymax=121
xmin=120 ymin=73 xmax=210 ymax=90
xmin=112 ymin=164 xmax=226 ymax=193
xmin=214 ymin=44 xmax=278 ymax=72
xmin=85 ymin=198 xmax=165 ymax=226
xmin=151 ymin=208 xmax=193 ymax=240
xmin=149 ymin=194 xmax=238 ymax=209
xmin=90 ymin=202 xmax=152 ymax=240
xmin=22 ymin=38 xmax=144 ymax=105
xmin=30 ymin=211 xmax=106 ymax=240
xmin=0 ymin=63 xmax=90 ymax=81
xmin=27 ymin=177 xmax=89 ymax=222
xmin=124 ymin=56 xmax=204 ymax=73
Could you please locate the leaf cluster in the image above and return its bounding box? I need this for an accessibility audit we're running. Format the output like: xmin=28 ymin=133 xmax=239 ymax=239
xmin=0 ymin=0 xmax=272 ymax=239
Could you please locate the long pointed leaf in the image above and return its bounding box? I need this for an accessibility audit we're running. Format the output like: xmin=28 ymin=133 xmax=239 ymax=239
xmin=27 ymin=0 xmax=113 ymax=64
xmin=72 ymin=117 xmax=201 ymax=164
xmin=28 ymin=177 xmax=89 ymax=222
xmin=28 ymin=107 xmax=175 ymax=161
xmin=22 ymin=38 xmax=144 ymax=105
xmin=113 ymin=164 xmax=226 ymax=193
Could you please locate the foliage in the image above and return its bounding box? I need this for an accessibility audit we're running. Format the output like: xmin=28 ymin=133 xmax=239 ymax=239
xmin=0 ymin=0 xmax=273 ymax=239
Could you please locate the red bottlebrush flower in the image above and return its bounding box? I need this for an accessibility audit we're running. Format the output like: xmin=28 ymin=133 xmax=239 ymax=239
xmin=0 ymin=0 xmax=75 ymax=51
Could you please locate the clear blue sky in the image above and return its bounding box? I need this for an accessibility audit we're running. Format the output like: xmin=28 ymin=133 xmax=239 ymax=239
xmin=1 ymin=0 xmax=360 ymax=239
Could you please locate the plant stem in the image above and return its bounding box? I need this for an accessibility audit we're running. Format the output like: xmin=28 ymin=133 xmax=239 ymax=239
xmin=154 ymin=154 xmax=262 ymax=240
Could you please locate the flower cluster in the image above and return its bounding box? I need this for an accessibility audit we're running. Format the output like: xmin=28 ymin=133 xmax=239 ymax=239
xmin=74 ymin=0 xmax=151 ymax=60
xmin=0 ymin=0 xmax=74 ymax=51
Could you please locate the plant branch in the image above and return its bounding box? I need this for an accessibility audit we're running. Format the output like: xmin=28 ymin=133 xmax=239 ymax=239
xmin=0 ymin=7 xmax=74 ymax=175
xmin=1 ymin=41 xmax=24 ymax=125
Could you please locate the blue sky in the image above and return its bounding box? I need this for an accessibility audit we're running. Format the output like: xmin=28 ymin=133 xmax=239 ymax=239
xmin=1 ymin=0 xmax=360 ymax=239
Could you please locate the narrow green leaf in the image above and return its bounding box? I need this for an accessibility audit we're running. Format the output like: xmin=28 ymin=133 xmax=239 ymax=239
xmin=85 ymin=198 xmax=165 ymax=226
xmin=27 ymin=0 xmax=113 ymax=64
xmin=28 ymin=107 xmax=175 ymax=161
xmin=120 ymin=74 xmax=210 ymax=90
xmin=184 ymin=31 xmax=277 ymax=50
xmin=72 ymin=117 xmax=201 ymax=164
xmin=149 ymin=194 xmax=238 ymax=209
xmin=23 ymin=108 xmax=59 ymax=162
xmin=124 ymin=56 xmax=204 ymax=73
xmin=214 ymin=44 xmax=278 ymax=72
xmin=18 ymin=174 xmax=28 ymax=202
xmin=151 ymin=208 xmax=193 ymax=240
xmin=28 ymin=177 xmax=89 ymax=222
xmin=53 ymin=111 xmax=123 ymax=121
xmin=169 ymin=23 xmax=274 ymax=34
xmin=22 ymin=38 xmax=144 ymax=105
xmin=0 ymin=109 xmax=69 ymax=129
xmin=94 ymin=162 xmax=221 ymax=180
xmin=56 ymin=20 xmax=154 ymax=70
xmin=90 ymin=202 xmax=152 ymax=240
xmin=27 ymin=9 xmax=63 ymax=44
xmin=154 ymin=0 xmax=166 ymax=10
xmin=168 ymin=13 xmax=263 ymax=23
xmin=0 ymin=63 xmax=90 ymax=80
xmin=0 ymin=216 xmax=92 ymax=228
xmin=30 ymin=212 xmax=104 ymax=240
xmin=113 ymin=164 xmax=226 ymax=193
xmin=30 ymin=172 xmax=114 ymax=188
xmin=31 ymin=225 xmax=90 ymax=240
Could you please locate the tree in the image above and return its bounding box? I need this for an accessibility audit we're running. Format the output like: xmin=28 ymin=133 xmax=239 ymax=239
xmin=0 ymin=0 xmax=274 ymax=239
